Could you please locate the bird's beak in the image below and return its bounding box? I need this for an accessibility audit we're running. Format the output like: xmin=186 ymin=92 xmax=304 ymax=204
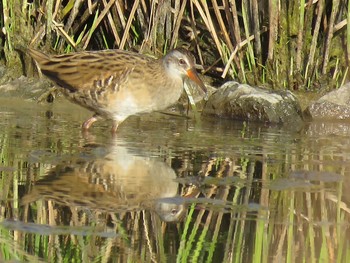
xmin=186 ymin=68 xmax=208 ymax=95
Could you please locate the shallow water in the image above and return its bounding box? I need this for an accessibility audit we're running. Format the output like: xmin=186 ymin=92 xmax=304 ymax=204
xmin=0 ymin=96 xmax=350 ymax=262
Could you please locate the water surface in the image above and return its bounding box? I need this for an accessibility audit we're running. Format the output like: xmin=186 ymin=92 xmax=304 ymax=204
xmin=0 ymin=96 xmax=349 ymax=262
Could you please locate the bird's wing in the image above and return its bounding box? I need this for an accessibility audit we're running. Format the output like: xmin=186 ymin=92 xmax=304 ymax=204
xmin=28 ymin=48 xmax=153 ymax=93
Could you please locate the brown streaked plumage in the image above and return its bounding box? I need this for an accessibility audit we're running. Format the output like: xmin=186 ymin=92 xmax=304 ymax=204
xmin=28 ymin=48 xmax=207 ymax=132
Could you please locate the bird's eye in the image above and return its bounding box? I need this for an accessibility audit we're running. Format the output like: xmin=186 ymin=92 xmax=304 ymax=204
xmin=171 ymin=209 xmax=178 ymax=215
xmin=179 ymin=58 xmax=186 ymax=65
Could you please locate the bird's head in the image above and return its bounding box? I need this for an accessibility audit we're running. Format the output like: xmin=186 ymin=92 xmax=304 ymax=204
xmin=163 ymin=49 xmax=207 ymax=94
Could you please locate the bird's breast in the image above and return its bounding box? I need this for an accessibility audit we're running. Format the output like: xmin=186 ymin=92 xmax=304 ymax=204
xmin=116 ymin=76 xmax=183 ymax=112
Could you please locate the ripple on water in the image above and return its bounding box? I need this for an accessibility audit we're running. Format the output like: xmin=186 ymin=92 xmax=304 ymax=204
xmin=1 ymin=96 xmax=350 ymax=262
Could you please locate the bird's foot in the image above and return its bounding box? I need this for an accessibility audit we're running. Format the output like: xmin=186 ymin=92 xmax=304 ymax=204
xmin=37 ymin=87 xmax=59 ymax=103
xmin=82 ymin=116 xmax=100 ymax=130
xmin=111 ymin=122 xmax=119 ymax=133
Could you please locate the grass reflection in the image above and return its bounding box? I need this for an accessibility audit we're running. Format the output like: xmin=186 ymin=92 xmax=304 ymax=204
xmin=0 ymin=99 xmax=350 ymax=262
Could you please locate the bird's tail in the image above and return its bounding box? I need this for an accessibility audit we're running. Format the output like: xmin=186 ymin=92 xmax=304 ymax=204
xmin=27 ymin=47 xmax=50 ymax=65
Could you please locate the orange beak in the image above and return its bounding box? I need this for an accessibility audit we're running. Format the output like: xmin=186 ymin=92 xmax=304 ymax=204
xmin=186 ymin=68 xmax=207 ymax=95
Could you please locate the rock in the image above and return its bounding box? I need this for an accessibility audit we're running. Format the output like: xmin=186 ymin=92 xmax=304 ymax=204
xmin=0 ymin=64 xmax=6 ymax=80
xmin=307 ymin=82 xmax=350 ymax=120
xmin=202 ymin=81 xmax=304 ymax=124
xmin=0 ymin=75 xmax=52 ymax=100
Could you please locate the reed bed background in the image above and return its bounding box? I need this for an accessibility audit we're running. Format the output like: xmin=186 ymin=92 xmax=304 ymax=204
xmin=0 ymin=0 xmax=349 ymax=90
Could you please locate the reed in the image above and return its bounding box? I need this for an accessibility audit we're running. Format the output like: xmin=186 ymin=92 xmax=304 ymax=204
xmin=1 ymin=0 xmax=349 ymax=90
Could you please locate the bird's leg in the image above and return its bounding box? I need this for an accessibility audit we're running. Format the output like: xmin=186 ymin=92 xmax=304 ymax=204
xmin=82 ymin=115 xmax=101 ymax=130
xmin=111 ymin=121 xmax=120 ymax=133
xmin=37 ymin=86 xmax=59 ymax=103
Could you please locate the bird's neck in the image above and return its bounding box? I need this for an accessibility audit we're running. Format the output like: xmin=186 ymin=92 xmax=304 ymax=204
xmin=162 ymin=60 xmax=183 ymax=84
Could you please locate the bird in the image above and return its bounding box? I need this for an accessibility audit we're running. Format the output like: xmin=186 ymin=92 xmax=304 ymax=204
xmin=28 ymin=47 xmax=207 ymax=132
xmin=21 ymin=142 xmax=187 ymax=222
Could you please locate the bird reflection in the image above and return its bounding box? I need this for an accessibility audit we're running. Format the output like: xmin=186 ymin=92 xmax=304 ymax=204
xmin=22 ymin=141 xmax=186 ymax=222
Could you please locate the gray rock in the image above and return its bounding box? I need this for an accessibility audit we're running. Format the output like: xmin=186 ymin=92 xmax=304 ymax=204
xmin=307 ymin=82 xmax=350 ymax=119
xmin=202 ymin=81 xmax=304 ymax=124
xmin=0 ymin=64 xmax=6 ymax=80
xmin=0 ymin=75 xmax=52 ymax=100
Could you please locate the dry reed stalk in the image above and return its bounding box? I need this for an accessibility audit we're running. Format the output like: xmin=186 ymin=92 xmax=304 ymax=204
xmin=170 ymin=0 xmax=187 ymax=49
xmin=63 ymin=0 xmax=83 ymax=36
xmin=52 ymin=20 xmax=77 ymax=48
xmin=70 ymin=2 xmax=97 ymax=37
xmin=56 ymin=0 xmax=82 ymax=50
xmin=141 ymin=1 xmax=156 ymax=51
xmin=82 ymin=0 xmax=117 ymax=49
xmin=212 ymin=1 xmax=234 ymax=52
xmin=334 ymin=19 xmax=347 ymax=32
xmin=188 ymin=1 xmax=203 ymax=65
xmin=120 ymin=0 xmax=139 ymax=49
xmin=296 ymin=0 xmax=305 ymax=71
xmin=229 ymin=0 xmax=242 ymax=45
xmin=102 ymin=0 xmax=121 ymax=47
xmin=251 ymin=0 xmax=261 ymax=62
xmin=191 ymin=0 xmax=223 ymax=57
xmin=268 ymin=0 xmax=278 ymax=60
xmin=52 ymin=0 xmax=62 ymax=22
xmin=45 ymin=0 xmax=54 ymax=45
xmin=305 ymin=0 xmax=324 ymax=84
xmin=322 ymin=0 xmax=340 ymax=74
xmin=2 ymin=0 xmax=12 ymax=52
xmin=241 ymin=0 xmax=256 ymax=68
xmin=156 ymin=1 xmax=172 ymax=51
xmin=222 ymin=33 xmax=255 ymax=78
xmin=115 ymin=0 xmax=127 ymax=31
xmin=223 ymin=0 xmax=235 ymax=45
xmin=136 ymin=1 xmax=149 ymax=47
xmin=228 ymin=0 xmax=244 ymax=74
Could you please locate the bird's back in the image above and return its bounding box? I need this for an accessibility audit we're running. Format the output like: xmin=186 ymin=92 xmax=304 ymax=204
xmin=28 ymin=48 xmax=155 ymax=93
